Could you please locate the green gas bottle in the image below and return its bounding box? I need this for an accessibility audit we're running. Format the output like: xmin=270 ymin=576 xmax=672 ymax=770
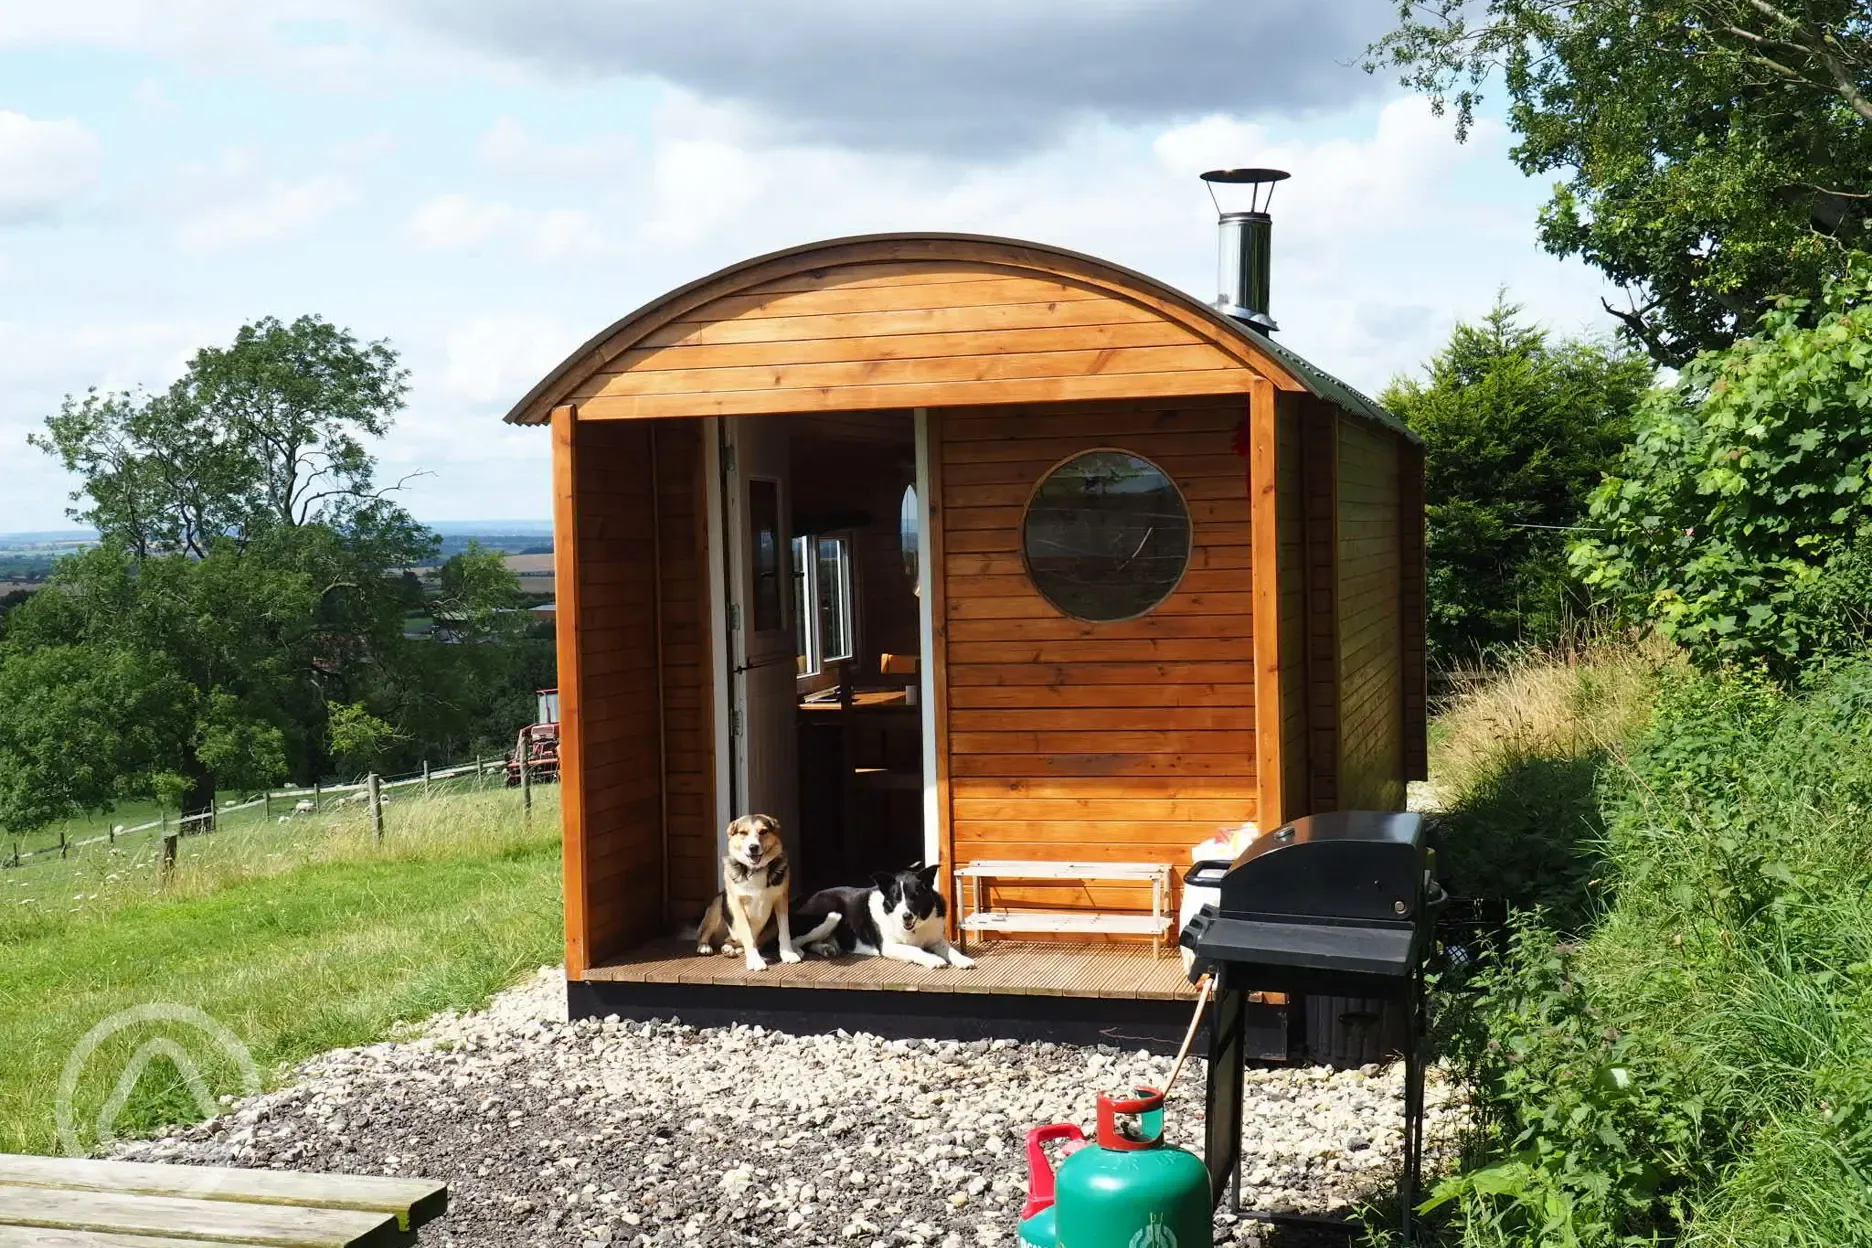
xmin=1018 ymin=1085 xmax=1212 ymax=1248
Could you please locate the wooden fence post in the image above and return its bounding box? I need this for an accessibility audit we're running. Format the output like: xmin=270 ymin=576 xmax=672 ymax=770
xmin=59 ymin=832 xmax=67 ymax=860
xmin=520 ymin=751 xmax=532 ymax=813
xmin=368 ymin=773 xmax=384 ymax=842
xmin=160 ymin=832 xmax=177 ymax=881
xmin=423 ymin=760 xmax=431 ymax=798
xmin=264 ymin=790 xmax=271 ymax=819
xmin=474 ymin=754 xmax=483 ymax=786
xmin=313 ymin=782 xmax=321 ymax=811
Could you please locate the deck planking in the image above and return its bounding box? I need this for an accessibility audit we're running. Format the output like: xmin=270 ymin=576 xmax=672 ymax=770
xmin=584 ymin=938 xmax=1197 ymax=1000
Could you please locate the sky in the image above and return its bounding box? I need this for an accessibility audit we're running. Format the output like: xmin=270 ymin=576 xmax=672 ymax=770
xmin=0 ymin=1 xmax=1622 ymax=534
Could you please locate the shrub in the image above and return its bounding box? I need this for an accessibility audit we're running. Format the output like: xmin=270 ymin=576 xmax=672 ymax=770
xmin=1573 ymin=263 xmax=1872 ymax=677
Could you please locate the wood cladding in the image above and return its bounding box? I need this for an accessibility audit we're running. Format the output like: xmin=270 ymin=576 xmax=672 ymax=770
xmin=567 ymin=420 xmax=666 ymax=971
xmin=1400 ymin=443 xmax=1429 ymax=781
xmin=570 ymin=260 xmax=1257 ymax=419
xmin=934 ymin=398 xmax=1257 ymax=918
xmin=652 ymin=422 xmax=718 ymax=928
xmin=1336 ymin=419 xmax=1406 ymax=811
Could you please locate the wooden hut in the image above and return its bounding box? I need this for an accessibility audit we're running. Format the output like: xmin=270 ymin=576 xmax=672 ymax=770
xmin=505 ymin=202 xmax=1426 ymax=1046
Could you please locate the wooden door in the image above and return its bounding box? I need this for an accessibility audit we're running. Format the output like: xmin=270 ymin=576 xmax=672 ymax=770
xmin=725 ymin=417 xmax=801 ymax=866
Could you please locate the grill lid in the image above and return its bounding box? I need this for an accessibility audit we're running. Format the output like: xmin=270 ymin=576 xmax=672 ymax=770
xmin=1205 ymin=810 xmax=1427 ymax=926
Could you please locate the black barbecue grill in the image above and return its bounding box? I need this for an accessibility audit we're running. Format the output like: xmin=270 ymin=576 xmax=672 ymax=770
xmin=1181 ymin=810 xmax=1444 ymax=1242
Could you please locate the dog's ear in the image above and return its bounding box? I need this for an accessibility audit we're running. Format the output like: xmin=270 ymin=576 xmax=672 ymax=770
xmin=915 ymin=863 xmax=940 ymax=889
xmin=870 ymin=872 xmax=899 ymax=895
xmin=757 ymin=814 xmax=781 ymax=836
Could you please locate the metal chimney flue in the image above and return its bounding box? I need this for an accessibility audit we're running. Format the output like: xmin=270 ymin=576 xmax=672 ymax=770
xmin=1201 ymin=167 xmax=1289 ymax=334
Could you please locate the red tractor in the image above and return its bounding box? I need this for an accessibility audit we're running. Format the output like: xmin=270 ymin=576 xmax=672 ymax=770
xmin=506 ymin=689 xmax=561 ymax=786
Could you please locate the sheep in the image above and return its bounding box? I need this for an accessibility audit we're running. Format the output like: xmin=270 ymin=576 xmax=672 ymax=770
xmin=292 ymin=799 xmax=316 ymax=814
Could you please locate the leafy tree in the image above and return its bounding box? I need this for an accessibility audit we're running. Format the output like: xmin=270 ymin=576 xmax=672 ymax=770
xmin=1384 ymin=297 xmax=1654 ymax=666
xmin=0 ymin=317 xmax=431 ymax=830
xmin=1572 ymin=263 xmax=1872 ymax=675
xmin=326 ymin=701 xmax=404 ymax=776
xmin=1367 ymin=1 xmax=1872 ymax=365
xmin=31 ymin=315 xmax=415 ymax=556
xmin=434 ymin=541 xmax=521 ymax=640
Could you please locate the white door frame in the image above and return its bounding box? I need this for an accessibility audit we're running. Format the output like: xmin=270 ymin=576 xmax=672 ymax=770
xmin=913 ymin=407 xmax=940 ymax=868
xmin=703 ymin=416 xmax=734 ymax=861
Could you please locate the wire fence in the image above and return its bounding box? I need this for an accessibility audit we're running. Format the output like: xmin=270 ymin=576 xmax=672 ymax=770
xmin=3 ymin=752 xmax=546 ymax=874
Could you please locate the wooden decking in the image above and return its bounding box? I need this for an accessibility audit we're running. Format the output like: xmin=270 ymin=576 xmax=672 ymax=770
xmin=584 ymin=938 xmax=1198 ymax=1000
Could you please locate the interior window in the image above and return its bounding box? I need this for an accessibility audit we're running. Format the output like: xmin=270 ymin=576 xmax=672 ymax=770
xmin=748 ymin=478 xmax=783 ymax=633
xmin=816 ymin=536 xmax=853 ymax=663
xmin=1022 ymin=449 xmax=1192 ymax=622
xmin=793 ymin=536 xmax=815 ymax=675
xmin=795 ymin=532 xmax=855 ymax=678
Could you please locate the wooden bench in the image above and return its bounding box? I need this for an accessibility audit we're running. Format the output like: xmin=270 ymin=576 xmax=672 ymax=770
xmin=954 ymin=860 xmax=1175 ymax=956
xmin=0 ymin=1153 xmax=446 ymax=1247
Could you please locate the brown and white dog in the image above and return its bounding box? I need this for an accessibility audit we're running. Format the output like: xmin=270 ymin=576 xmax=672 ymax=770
xmin=694 ymin=814 xmax=833 ymax=971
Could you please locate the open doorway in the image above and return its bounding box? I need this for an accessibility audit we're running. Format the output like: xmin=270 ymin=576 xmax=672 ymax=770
xmin=717 ymin=412 xmax=926 ymax=894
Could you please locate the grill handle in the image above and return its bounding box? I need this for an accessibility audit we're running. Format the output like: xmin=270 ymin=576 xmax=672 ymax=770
xmin=1186 ymin=859 xmax=1234 ymax=889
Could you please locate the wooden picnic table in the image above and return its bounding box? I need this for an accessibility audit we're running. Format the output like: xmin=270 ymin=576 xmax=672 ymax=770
xmin=0 ymin=1153 xmax=446 ymax=1247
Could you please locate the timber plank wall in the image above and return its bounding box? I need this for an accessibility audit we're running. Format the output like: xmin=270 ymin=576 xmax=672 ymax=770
xmin=935 ymin=396 xmax=1258 ymax=917
xmin=566 ymin=420 xmax=665 ymax=971
xmin=654 ymin=421 xmax=718 ymax=930
xmin=568 ymin=261 xmax=1259 ymax=419
xmin=1335 ymin=418 xmax=1407 ymax=811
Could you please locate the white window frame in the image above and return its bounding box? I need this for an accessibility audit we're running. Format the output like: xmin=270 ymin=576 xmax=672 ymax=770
xmin=793 ymin=531 xmax=855 ymax=680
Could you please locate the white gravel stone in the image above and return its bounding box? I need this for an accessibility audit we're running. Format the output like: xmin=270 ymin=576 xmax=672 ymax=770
xmin=111 ymin=966 xmax=1463 ymax=1246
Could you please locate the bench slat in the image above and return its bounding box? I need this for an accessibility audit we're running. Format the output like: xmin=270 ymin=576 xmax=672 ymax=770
xmin=0 ymin=1156 xmax=444 ymax=1233
xmin=961 ymin=911 xmax=1171 ymax=935
xmin=0 ymin=1227 xmax=281 ymax=1248
xmin=0 ymin=1184 xmax=405 ymax=1248
xmin=954 ymin=860 xmax=1170 ymax=881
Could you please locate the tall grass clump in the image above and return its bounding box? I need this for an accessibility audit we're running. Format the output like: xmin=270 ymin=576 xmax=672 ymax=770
xmin=1428 ymin=657 xmax=1872 ymax=1246
xmin=1428 ymin=636 xmax=1669 ymax=931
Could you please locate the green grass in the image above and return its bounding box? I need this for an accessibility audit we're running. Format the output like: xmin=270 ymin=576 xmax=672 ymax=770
xmin=0 ymin=785 xmax=561 ymax=1155
xmin=1420 ymin=649 xmax=1872 ymax=1247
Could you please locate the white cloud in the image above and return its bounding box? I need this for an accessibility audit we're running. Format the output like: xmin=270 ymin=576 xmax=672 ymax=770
xmin=404 ymin=193 xmax=612 ymax=261
xmin=175 ymin=173 xmax=359 ymax=253
xmin=0 ymin=111 xmax=102 ymax=223
xmin=435 ymin=316 xmax=583 ymax=405
xmin=406 ymin=192 xmax=517 ymax=250
xmin=477 ymin=116 xmax=635 ymax=181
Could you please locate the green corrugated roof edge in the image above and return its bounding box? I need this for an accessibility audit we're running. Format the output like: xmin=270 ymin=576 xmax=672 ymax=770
xmin=1232 ymin=323 xmax=1419 ymax=443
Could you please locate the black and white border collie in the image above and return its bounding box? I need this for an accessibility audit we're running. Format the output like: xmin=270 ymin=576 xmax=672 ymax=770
xmin=791 ymin=864 xmax=974 ymax=970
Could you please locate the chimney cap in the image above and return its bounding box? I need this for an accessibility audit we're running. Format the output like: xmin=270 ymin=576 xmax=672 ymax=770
xmin=1199 ymin=167 xmax=1290 ymax=186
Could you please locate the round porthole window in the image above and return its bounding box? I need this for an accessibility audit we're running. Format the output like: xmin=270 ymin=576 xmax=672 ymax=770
xmin=1021 ymin=449 xmax=1192 ymax=622
xmin=900 ymin=484 xmax=919 ymax=584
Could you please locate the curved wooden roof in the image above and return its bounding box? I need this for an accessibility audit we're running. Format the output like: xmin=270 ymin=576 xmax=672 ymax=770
xmin=504 ymin=233 xmax=1402 ymax=431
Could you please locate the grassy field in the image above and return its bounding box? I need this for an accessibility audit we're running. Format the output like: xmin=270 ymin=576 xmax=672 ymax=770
xmin=0 ymin=785 xmax=561 ymax=1155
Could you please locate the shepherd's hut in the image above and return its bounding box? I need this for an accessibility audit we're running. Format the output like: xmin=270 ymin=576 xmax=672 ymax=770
xmin=505 ymin=170 xmax=1426 ymax=1054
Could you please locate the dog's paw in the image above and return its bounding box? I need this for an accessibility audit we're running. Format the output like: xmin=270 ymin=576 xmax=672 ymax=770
xmin=914 ymin=951 xmax=946 ymax=970
xmin=744 ymin=953 xmax=769 ymax=972
xmin=779 ymin=947 xmax=803 ymax=964
xmin=696 ymin=943 xmax=715 ymax=956
xmin=948 ymin=952 xmax=976 ymax=969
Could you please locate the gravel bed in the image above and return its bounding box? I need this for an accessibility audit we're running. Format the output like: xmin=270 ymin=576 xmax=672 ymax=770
xmin=116 ymin=968 xmax=1463 ymax=1247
